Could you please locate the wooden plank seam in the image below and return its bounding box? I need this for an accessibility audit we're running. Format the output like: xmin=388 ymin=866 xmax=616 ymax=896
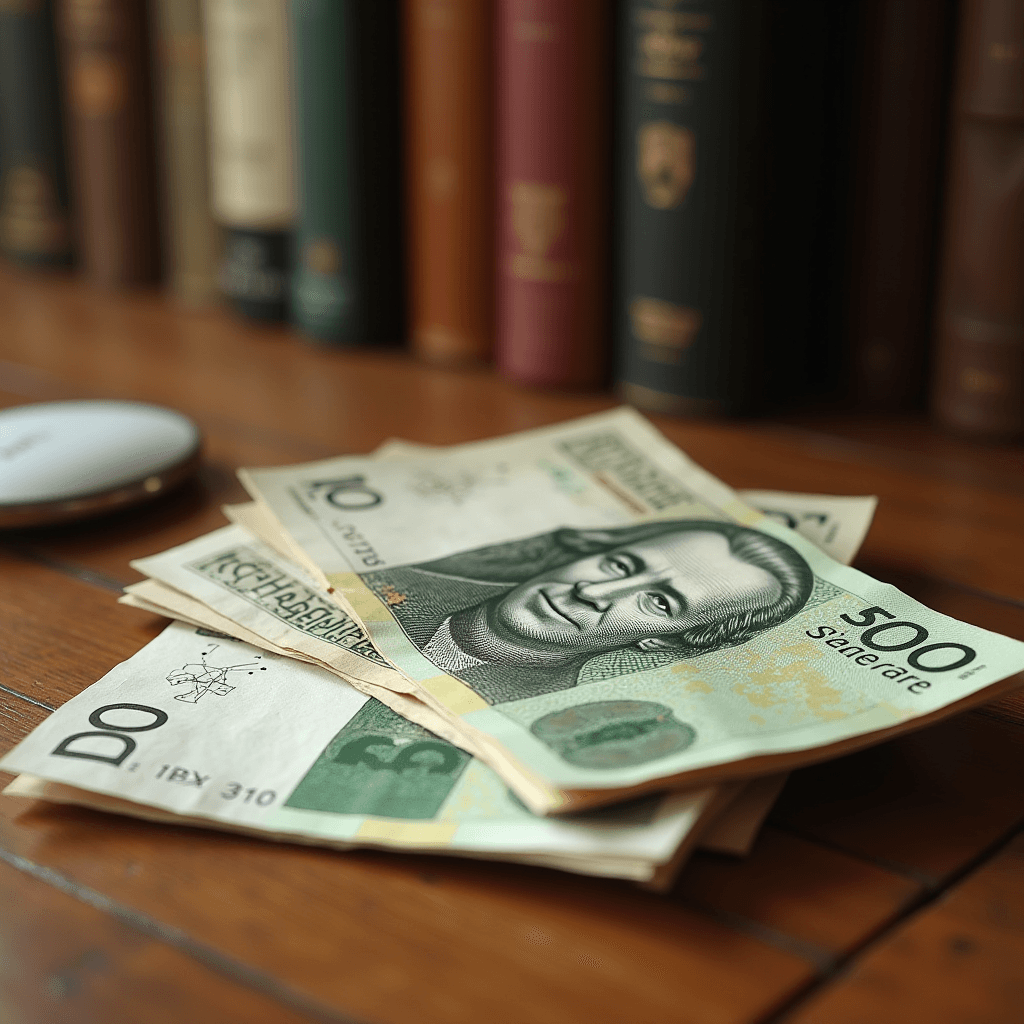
xmin=757 ymin=817 xmax=1024 ymax=1023
xmin=0 ymin=845 xmax=367 ymax=1024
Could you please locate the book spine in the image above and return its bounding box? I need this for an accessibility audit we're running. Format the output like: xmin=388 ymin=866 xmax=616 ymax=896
xmin=614 ymin=0 xmax=764 ymax=416
xmin=845 ymin=0 xmax=955 ymax=409
xmin=932 ymin=0 xmax=1024 ymax=437
xmin=58 ymin=0 xmax=160 ymax=286
xmin=495 ymin=0 xmax=611 ymax=388
xmin=152 ymin=0 xmax=220 ymax=305
xmin=203 ymin=0 xmax=293 ymax=320
xmin=405 ymin=0 xmax=494 ymax=365
xmin=290 ymin=2 xmax=403 ymax=344
xmin=290 ymin=0 xmax=359 ymax=342
xmin=0 ymin=0 xmax=74 ymax=268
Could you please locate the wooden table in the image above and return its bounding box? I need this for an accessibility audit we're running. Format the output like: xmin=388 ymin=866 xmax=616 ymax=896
xmin=1 ymin=265 xmax=1023 ymax=1024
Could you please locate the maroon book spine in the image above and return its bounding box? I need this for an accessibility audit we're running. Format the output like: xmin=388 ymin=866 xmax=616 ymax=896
xmin=495 ymin=0 xmax=611 ymax=388
xmin=932 ymin=0 xmax=1024 ymax=437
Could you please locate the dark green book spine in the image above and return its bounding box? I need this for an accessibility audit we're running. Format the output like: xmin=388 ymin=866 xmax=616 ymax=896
xmin=290 ymin=0 xmax=403 ymax=345
xmin=615 ymin=1 xmax=764 ymax=415
xmin=0 ymin=0 xmax=73 ymax=267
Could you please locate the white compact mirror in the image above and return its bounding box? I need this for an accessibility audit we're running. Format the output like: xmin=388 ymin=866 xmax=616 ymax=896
xmin=0 ymin=399 xmax=202 ymax=528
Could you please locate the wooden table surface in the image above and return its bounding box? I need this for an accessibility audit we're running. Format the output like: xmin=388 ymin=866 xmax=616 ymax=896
xmin=1 ymin=266 xmax=1023 ymax=1024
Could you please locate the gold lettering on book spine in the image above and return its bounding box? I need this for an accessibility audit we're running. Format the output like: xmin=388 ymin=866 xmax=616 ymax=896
xmin=629 ymin=297 xmax=702 ymax=364
xmin=635 ymin=5 xmax=710 ymax=81
xmin=0 ymin=166 xmax=70 ymax=254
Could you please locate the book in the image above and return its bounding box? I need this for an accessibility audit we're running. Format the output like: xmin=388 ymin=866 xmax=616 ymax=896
xmin=613 ymin=0 xmax=765 ymax=415
xmin=203 ymin=0 xmax=294 ymax=321
xmin=151 ymin=0 xmax=220 ymax=305
xmin=0 ymin=0 xmax=74 ymax=268
xmin=57 ymin=0 xmax=160 ymax=286
xmin=614 ymin=2 xmax=851 ymax=417
xmin=844 ymin=0 xmax=956 ymax=410
xmin=289 ymin=1 xmax=404 ymax=344
xmin=405 ymin=0 xmax=494 ymax=365
xmin=932 ymin=0 xmax=1024 ymax=437
xmin=495 ymin=0 xmax=612 ymax=388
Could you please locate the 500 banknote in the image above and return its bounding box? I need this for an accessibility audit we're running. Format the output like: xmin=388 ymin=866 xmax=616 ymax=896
xmin=239 ymin=409 xmax=1024 ymax=813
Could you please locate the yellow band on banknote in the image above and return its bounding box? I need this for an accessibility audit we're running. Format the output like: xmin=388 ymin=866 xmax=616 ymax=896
xmin=355 ymin=819 xmax=459 ymax=845
xmin=422 ymin=674 xmax=489 ymax=715
xmin=720 ymin=498 xmax=763 ymax=527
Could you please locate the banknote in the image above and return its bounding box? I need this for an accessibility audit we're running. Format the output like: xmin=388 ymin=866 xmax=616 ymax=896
xmin=119 ymin=576 xmax=489 ymax=758
xmin=119 ymin=576 xmax=770 ymax=860
xmin=239 ymin=407 xmax=1024 ymax=813
xmin=375 ymin=438 xmax=878 ymax=574
xmin=0 ymin=623 xmax=732 ymax=887
xmin=127 ymin=484 xmax=877 ymax=848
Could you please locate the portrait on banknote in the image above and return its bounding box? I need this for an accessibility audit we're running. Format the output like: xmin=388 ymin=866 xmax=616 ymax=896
xmin=362 ymin=520 xmax=814 ymax=705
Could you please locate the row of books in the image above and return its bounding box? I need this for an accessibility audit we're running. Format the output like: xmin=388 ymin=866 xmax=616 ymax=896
xmin=0 ymin=1 xmax=1021 ymax=437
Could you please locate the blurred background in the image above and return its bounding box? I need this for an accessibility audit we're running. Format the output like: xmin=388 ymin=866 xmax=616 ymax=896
xmin=0 ymin=0 xmax=1020 ymax=439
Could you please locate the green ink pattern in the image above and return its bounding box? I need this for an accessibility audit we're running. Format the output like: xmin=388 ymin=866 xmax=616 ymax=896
xmin=286 ymin=701 xmax=472 ymax=819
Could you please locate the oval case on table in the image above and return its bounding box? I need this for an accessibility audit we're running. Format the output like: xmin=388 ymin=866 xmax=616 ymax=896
xmin=0 ymin=400 xmax=202 ymax=528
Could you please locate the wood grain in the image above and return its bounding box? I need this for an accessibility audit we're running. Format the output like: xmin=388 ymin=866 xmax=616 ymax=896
xmin=0 ymin=855 xmax=318 ymax=1024
xmin=783 ymin=831 xmax=1024 ymax=1024
xmin=0 ymin=695 xmax=49 ymax=784
xmin=0 ymin=547 xmax=162 ymax=706
xmin=0 ymin=797 xmax=814 ymax=1024
xmin=773 ymin=711 xmax=1024 ymax=885
xmin=676 ymin=827 xmax=922 ymax=959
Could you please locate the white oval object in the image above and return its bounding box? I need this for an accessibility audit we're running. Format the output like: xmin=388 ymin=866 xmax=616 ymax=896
xmin=0 ymin=400 xmax=202 ymax=527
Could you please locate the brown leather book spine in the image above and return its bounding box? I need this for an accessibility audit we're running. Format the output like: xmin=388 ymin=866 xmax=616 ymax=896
xmin=932 ymin=0 xmax=1024 ymax=437
xmin=152 ymin=0 xmax=219 ymax=305
xmin=405 ymin=0 xmax=494 ymax=365
xmin=495 ymin=0 xmax=611 ymax=388
xmin=58 ymin=0 xmax=160 ymax=287
xmin=846 ymin=0 xmax=955 ymax=409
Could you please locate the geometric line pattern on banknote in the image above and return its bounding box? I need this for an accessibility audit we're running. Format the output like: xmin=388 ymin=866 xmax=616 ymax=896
xmin=187 ymin=546 xmax=389 ymax=666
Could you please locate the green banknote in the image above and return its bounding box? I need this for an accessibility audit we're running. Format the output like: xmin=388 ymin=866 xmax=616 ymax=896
xmin=0 ymin=622 xmax=726 ymax=885
xmin=238 ymin=408 xmax=1024 ymax=813
xmin=118 ymin=485 xmax=876 ymax=852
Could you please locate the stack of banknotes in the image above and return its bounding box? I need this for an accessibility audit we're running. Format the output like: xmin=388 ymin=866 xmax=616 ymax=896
xmin=5 ymin=409 xmax=1024 ymax=890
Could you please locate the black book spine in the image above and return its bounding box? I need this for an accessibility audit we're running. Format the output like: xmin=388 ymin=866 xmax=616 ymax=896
xmin=351 ymin=2 xmax=404 ymax=345
xmin=614 ymin=1 xmax=765 ymax=416
xmin=219 ymin=228 xmax=290 ymax=323
xmin=0 ymin=0 xmax=73 ymax=267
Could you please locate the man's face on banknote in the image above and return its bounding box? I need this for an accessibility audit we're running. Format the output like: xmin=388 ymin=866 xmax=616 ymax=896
xmin=452 ymin=527 xmax=791 ymax=668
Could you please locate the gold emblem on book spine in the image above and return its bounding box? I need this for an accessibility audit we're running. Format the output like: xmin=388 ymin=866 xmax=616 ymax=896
xmin=507 ymin=181 xmax=574 ymax=283
xmin=637 ymin=121 xmax=694 ymax=209
xmin=629 ymin=297 xmax=702 ymax=364
xmin=304 ymin=238 xmax=341 ymax=276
